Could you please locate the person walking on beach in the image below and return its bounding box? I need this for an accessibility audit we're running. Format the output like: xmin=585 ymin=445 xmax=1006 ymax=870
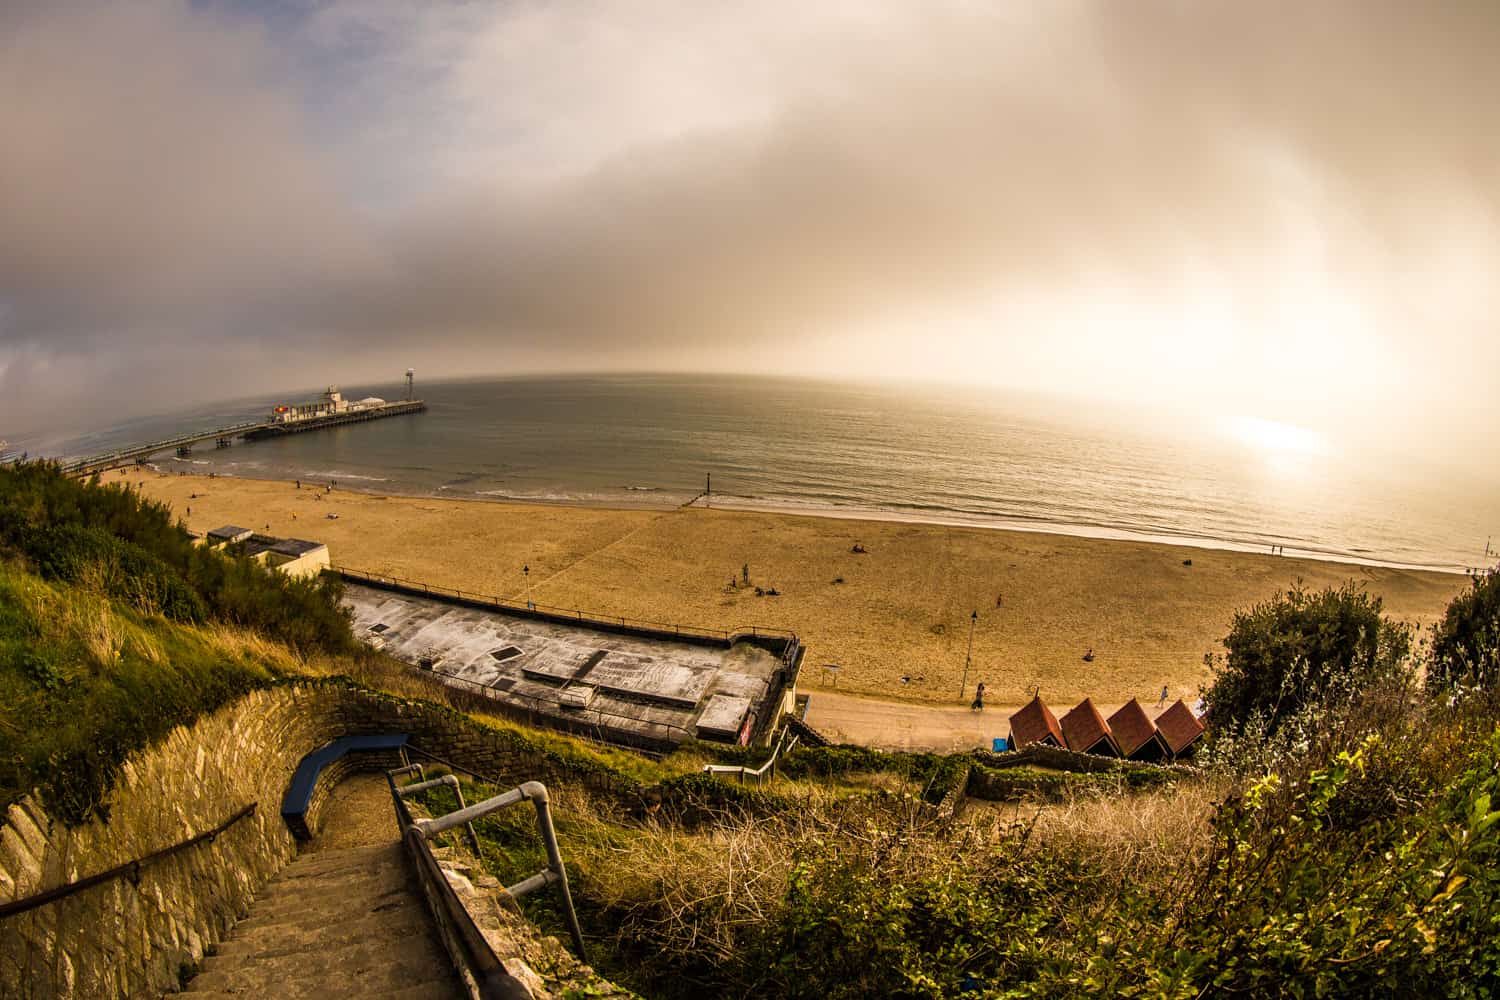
xmin=971 ymin=682 xmax=986 ymax=712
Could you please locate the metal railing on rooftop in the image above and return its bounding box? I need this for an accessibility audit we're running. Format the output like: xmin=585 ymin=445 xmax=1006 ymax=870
xmin=419 ymin=668 xmax=696 ymax=749
xmin=334 ymin=567 xmax=798 ymax=647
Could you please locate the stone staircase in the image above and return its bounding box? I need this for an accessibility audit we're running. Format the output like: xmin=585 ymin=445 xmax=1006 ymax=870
xmin=178 ymin=777 xmax=463 ymax=999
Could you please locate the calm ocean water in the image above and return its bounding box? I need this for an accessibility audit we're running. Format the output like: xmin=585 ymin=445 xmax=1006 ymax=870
xmin=19 ymin=375 xmax=1497 ymax=573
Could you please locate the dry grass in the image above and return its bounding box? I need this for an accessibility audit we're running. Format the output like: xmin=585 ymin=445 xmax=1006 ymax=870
xmin=968 ymin=773 xmax=1229 ymax=884
xmin=573 ymin=810 xmax=795 ymax=965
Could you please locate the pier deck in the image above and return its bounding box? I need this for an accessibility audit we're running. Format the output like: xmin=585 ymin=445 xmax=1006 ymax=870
xmin=61 ymin=400 xmax=425 ymax=476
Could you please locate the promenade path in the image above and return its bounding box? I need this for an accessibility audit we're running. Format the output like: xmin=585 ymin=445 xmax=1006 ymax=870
xmin=804 ymin=690 xmax=1139 ymax=753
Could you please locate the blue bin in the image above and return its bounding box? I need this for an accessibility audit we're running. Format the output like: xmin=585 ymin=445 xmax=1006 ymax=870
xmin=992 ymin=736 xmax=1010 ymax=753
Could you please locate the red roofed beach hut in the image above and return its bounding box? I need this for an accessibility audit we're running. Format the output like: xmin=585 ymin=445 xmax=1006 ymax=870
xmin=1008 ymin=696 xmax=1064 ymax=749
xmin=1155 ymin=699 xmax=1206 ymax=760
xmin=1106 ymin=699 xmax=1171 ymax=763
xmin=1059 ymin=698 xmax=1120 ymax=757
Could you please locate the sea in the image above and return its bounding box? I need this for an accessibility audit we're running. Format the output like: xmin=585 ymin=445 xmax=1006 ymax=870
xmin=13 ymin=374 xmax=1497 ymax=574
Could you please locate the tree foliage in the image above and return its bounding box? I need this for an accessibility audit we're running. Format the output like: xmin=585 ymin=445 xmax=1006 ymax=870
xmin=1203 ymin=581 xmax=1410 ymax=735
xmin=1428 ymin=568 xmax=1500 ymax=694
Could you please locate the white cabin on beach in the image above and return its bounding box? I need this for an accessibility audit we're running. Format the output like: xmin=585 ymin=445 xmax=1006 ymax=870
xmin=203 ymin=526 xmax=330 ymax=579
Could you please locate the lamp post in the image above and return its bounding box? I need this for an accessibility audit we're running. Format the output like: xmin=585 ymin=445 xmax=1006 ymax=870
xmin=959 ymin=609 xmax=977 ymax=700
xmin=523 ymin=564 xmax=532 ymax=609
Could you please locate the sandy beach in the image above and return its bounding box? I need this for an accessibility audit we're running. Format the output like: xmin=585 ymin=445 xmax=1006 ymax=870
xmin=123 ymin=468 xmax=1468 ymax=707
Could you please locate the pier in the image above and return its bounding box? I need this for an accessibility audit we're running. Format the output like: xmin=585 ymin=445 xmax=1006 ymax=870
xmin=62 ymin=400 xmax=425 ymax=476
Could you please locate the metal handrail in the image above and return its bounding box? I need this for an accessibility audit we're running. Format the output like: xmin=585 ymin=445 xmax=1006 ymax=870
xmin=387 ymin=768 xmax=589 ymax=970
xmin=0 ymin=802 xmax=257 ymax=920
xmin=413 ymin=781 xmax=588 ymax=962
xmin=386 ymin=771 xmax=530 ymax=1000
xmin=396 ymin=774 xmax=481 ymax=855
xmin=702 ymin=732 xmax=799 ymax=785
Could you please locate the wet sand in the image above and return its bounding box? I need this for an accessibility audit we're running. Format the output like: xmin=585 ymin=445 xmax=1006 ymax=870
xmin=124 ymin=468 xmax=1467 ymax=707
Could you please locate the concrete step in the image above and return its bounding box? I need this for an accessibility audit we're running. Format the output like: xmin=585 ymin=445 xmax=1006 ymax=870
xmin=187 ymin=941 xmax=454 ymax=998
xmin=260 ymin=855 xmax=407 ymax=887
xmin=234 ymin=881 xmax=411 ymax=929
xmin=184 ymin=978 xmax=459 ymax=1000
xmin=369 ymin=982 xmax=467 ymax=1000
xmin=182 ymin=776 xmax=462 ymax=1000
xmin=214 ymin=896 xmax=431 ymax=958
xmin=269 ymin=847 xmax=402 ymax=882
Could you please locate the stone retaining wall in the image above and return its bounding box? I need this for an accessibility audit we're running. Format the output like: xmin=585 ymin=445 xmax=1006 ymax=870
xmin=0 ymin=686 xmax=346 ymax=999
xmin=0 ymin=682 xmax=648 ymax=999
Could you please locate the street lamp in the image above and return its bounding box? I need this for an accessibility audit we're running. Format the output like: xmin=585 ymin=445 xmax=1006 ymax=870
xmin=523 ymin=564 xmax=532 ymax=609
xmin=959 ymin=609 xmax=977 ymax=699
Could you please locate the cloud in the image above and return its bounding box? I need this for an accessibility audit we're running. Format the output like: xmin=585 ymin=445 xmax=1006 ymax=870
xmin=0 ymin=0 xmax=381 ymax=344
xmin=2 ymin=1 xmax=1497 ymax=453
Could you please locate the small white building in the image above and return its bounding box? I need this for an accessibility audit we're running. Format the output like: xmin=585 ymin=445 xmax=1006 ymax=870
xmin=204 ymin=526 xmax=330 ymax=579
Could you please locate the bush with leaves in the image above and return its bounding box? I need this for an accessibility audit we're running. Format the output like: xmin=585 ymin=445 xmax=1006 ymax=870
xmin=1070 ymin=727 xmax=1500 ymax=999
xmin=28 ymin=523 xmax=207 ymax=623
xmin=1428 ymin=567 xmax=1500 ymax=694
xmin=0 ymin=462 xmax=354 ymax=655
xmin=1202 ymin=581 xmax=1410 ymax=736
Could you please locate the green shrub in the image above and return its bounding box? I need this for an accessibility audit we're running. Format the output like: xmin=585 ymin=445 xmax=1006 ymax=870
xmin=1203 ymin=581 xmax=1411 ymax=736
xmin=28 ymin=523 xmax=207 ymax=622
xmin=1428 ymin=569 xmax=1500 ymax=694
xmin=0 ymin=462 xmax=353 ymax=655
xmin=1076 ymin=729 xmax=1500 ymax=998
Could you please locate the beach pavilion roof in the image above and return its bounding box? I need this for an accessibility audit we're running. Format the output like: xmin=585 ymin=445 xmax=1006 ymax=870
xmin=1008 ymin=696 xmax=1064 ymax=749
xmin=1156 ymin=699 xmax=1206 ymax=758
xmin=1106 ymin=699 xmax=1170 ymax=762
xmin=1059 ymin=698 xmax=1119 ymax=757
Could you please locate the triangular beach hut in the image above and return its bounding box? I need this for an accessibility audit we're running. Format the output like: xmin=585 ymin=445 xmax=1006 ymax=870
xmin=1059 ymin=698 xmax=1120 ymax=757
xmin=1008 ymin=696 xmax=1064 ymax=749
xmin=1106 ymin=698 xmax=1171 ymax=763
xmin=1155 ymin=699 xmax=1206 ymax=760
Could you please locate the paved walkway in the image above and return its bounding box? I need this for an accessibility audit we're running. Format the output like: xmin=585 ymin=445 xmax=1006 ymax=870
xmin=804 ymin=690 xmax=1155 ymax=752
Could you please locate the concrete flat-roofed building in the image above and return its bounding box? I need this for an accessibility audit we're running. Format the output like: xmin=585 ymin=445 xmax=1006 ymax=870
xmin=341 ymin=580 xmax=802 ymax=753
xmin=1106 ymin=698 xmax=1171 ymax=763
xmin=204 ymin=527 xmax=330 ymax=579
xmin=1059 ymin=698 xmax=1120 ymax=757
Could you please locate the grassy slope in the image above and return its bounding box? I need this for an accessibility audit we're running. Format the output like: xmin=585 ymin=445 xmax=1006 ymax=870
xmin=0 ymin=562 xmax=296 ymax=822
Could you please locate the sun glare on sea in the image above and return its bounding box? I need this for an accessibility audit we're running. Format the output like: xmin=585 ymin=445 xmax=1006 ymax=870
xmin=1228 ymin=416 xmax=1330 ymax=456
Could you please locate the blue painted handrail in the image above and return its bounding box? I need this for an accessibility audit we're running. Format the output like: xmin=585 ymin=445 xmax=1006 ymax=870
xmin=281 ymin=733 xmax=409 ymax=839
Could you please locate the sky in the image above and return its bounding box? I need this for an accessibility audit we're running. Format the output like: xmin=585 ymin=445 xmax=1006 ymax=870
xmin=1 ymin=0 xmax=1497 ymax=459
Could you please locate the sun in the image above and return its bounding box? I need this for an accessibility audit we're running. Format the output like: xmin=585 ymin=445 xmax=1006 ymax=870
xmin=1228 ymin=416 xmax=1329 ymax=456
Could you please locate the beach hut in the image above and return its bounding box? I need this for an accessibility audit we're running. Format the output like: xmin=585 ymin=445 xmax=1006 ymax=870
xmin=1007 ymin=696 xmax=1064 ymax=749
xmin=1059 ymin=698 xmax=1120 ymax=757
xmin=1155 ymin=699 xmax=1207 ymax=760
xmin=1106 ymin=699 xmax=1170 ymax=763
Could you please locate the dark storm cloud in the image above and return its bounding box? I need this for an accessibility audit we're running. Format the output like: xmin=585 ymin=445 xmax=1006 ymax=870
xmin=2 ymin=1 xmax=1497 ymax=447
